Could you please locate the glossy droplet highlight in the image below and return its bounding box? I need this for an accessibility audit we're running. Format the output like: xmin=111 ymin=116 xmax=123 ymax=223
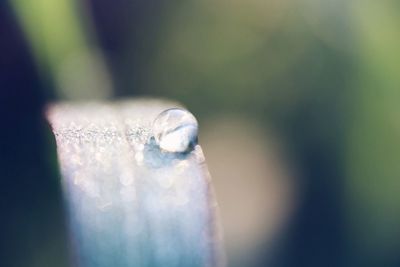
xmin=153 ymin=108 xmax=198 ymax=153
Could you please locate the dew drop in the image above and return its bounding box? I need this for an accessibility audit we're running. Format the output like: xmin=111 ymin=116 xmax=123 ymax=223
xmin=153 ymin=108 xmax=198 ymax=153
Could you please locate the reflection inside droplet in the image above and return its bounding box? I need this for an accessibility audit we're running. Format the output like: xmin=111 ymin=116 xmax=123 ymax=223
xmin=153 ymin=108 xmax=198 ymax=153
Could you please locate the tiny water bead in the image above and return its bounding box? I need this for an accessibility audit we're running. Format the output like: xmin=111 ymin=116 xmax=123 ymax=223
xmin=153 ymin=108 xmax=199 ymax=153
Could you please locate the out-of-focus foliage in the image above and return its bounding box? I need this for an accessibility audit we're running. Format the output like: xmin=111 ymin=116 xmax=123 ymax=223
xmin=11 ymin=0 xmax=111 ymax=99
xmin=347 ymin=1 xmax=400 ymax=264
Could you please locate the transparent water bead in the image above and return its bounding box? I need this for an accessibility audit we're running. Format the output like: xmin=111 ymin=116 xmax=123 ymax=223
xmin=153 ymin=108 xmax=198 ymax=153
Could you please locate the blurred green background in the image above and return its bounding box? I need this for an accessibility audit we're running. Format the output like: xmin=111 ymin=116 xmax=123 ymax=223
xmin=1 ymin=0 xmax=400 ymax=266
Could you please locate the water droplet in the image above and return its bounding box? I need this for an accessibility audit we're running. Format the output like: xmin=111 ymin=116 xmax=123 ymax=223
xmin=153 ymin=108 xmax=198 ymax=153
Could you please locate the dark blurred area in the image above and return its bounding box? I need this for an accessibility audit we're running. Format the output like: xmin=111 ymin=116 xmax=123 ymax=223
xmin=0 ymin=2 xmax=69 ymax=267
xmin=1 ymin=0 xmax=400 ymax=267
